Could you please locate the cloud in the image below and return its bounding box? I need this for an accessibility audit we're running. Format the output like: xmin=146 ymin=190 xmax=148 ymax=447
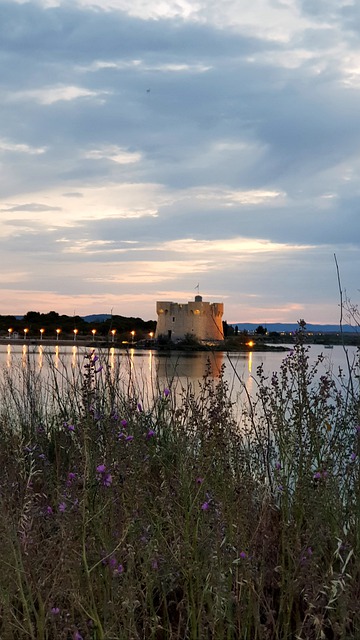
xmin=0 ymin=0 xmax=359 ymax=323
xmin=2 ymin=203 xmax=62 ymax=212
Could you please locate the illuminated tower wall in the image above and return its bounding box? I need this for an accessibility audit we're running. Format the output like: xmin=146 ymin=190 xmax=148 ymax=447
xmin=155 ymin=296 xmax=224 ymax=341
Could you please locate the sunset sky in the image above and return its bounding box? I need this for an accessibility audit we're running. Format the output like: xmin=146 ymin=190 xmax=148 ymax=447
xmin=1 ymin=0 xmax=360 ymax=323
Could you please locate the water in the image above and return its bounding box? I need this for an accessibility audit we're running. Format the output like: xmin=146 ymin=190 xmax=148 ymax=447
xmin=0 ymin=342 xmax=358 ymax=403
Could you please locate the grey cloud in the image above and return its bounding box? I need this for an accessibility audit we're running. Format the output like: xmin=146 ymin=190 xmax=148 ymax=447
xmin=1 ymin=203 xmax=62 ymax=212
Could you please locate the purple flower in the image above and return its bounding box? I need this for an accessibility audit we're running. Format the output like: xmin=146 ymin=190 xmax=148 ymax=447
xmin=146 ymin=429 xmax=155 ymax=439
xmin=58 ymin=502 xmax=66 ymax=513
xmin=120 ymin=419 xmax=128 ymax=428
xmin=73 ymin=632 xmax=83 ymax=640
xmin=125 ymin=435 xmax=134 ymax=442
xmin=102 ymin=473 xmax=112 ymax=487
xmin=196 ymin=477 xmax=204 ymax=484
xmin=46 ymin=506 xmax=53 ymax=515
xmin=118 ymin=432 xmax=125 ymax=439
xmin=314 ymin=470 xmax=328 ymax=480
xmin=96 ymin=464 xmax=106 ymax=473
xmin=201 ymin=501 xmax=209 ymax=511
xmin=137 ymin=403 xmax=143 ymax=412
xmin=92 ymin=355 xmax=99 ymax=362
xmin=115 ymin=563 xmax=124 ymax=575
xmin=351 ymin=452 xmax=357 ymax=461
xmin=275 ymin=462 xmax=281 ymax=470
xmin=95 ymin=366 xmax=103 ymax=374
xmin=151 ymin=559 xmax=159 ymax=570
xmin=239 ymin=551 xmax=247 ymax=559
xmin=51 ymin=607 xmax=60 ymax=615
xmin=67 ymin=472 xmax=76 ymax=485
xmin=164 ymin=388 xmax=170 ymax=397
xmin=64 ymin=422 xmax=75 ymax=432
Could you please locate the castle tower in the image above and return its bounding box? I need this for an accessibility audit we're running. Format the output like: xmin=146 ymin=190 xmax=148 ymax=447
xmin=155 ymin=296 xmax=224 ymax=341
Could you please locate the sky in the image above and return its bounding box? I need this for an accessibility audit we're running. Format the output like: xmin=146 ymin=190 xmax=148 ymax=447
xmin=1 ymin=0 xmax=360 ymax=324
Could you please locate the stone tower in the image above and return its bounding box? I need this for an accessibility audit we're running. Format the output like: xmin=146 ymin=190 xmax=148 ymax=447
xmin=155 ymin=295 xmax=224 ymax=341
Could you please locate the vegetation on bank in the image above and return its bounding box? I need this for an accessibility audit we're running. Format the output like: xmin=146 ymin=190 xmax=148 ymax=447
xmin=0 ymin=324 xmax=359 ymax=639
xmin=0 ymin=311 xmax=156 ymax=343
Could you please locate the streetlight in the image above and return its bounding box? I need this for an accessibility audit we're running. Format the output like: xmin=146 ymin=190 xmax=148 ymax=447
xmin=56 ymin=328 xmax=61 ymax=341
xmin=8 ymin=328 xmax=13 ymax=340
xmin=149 ymin=332 xmax=154 ymax=340
xmin=40 ymin=328 xmax=45 ymax=341
xmin=24 ymin=328 xmax=29 ymax=340
xmin=73 ymin=328 xmax=78 ymax=341
xmin=130 ymin=330 xmax=135 ymax=344
xmin=91 ymin=329 xmax=97 ymax=341
xmin=111 ymin=329 xmax=116 ymax=343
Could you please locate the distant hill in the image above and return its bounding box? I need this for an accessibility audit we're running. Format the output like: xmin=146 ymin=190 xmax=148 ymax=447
xmin=230 ymin=323 xmax=357 ymax=334
xmin=83 ymin=314 xmax=111 ymax=323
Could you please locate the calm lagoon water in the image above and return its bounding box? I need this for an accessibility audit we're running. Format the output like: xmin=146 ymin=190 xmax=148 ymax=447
xmin=0 ymin=342 xmax=358 ymax=405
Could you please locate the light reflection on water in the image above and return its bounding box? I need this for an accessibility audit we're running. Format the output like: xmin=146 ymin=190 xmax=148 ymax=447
xmin=0 ymin=343 xmax=358 ymax=403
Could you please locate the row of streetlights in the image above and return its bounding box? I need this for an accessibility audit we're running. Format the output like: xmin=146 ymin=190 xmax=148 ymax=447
xmin=7 ymin=328 xmax=155 ymax=342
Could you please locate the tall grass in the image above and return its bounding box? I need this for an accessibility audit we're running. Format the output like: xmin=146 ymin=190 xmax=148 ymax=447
xmin=0 ymin=328 xmax=359 ymax=639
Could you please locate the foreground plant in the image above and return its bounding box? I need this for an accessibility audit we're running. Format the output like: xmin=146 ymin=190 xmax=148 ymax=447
xmin=0 ymin=333 xmax=359 ymax=639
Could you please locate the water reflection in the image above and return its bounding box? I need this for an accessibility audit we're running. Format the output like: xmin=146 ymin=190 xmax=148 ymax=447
xmin=0 ymin=344 xmax=357 ymax=402
xmin=38 ymin=345 xmax=43 ymax=369
xmin=22 ymin=344 xmax=27 ymax=368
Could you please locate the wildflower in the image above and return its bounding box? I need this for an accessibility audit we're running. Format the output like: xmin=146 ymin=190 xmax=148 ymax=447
xmin=351 ymin=452 xmax=357 ymax=461
xmin=275 ymin=462 xmax=281 ymax=470
xmin=73 ymin=631 xmax=83 ymax=640
xmin=120 ymin=419 xmax=128 ymax=428
xmin=125 ymin=435 xmax=134 ymax=442
xmin=146 ymin=429 xmax=155 ymax=439
xmin=92 ymin=354 xmax=99 ymax=362
xmin=196 ymin=477 xmax=204 ymax=485
xmin=118 ymin=432 xmax=125 ymax=439
xmin=239 ymin=551 xmax=247 ymax=559
xmin=115 ymin=563 xmax=124 ymax=575
xmin=164 ymin=388 xmax=170 ymax=397
xmin=151 ymin=559 xmax=159 ymax=570
xmin=137 ymin=403 xmax=143 ymax=412
xmin=96 ymin=464 xmax=106 ymax=474
xmin=102 ymin=473 xmax=112 ymax=487
xmin=46 ymin=506 xmax=53 ymax=515
xmin=51 ymin=607 xmax=60 ymax=615
xmin=201 ymin=501 xmax=210 ymax=511
xmin=65 ymin=423 xmax=75 ymax=432
xmin=59 ymin=502 xmax=66 ymax=513
xmin=38 ymin=453 xmax=46 ymax=460
xmin=95 ymin=366 xmax=103 ymax=374
xmin=67 ymin=472 xmax=76 ymax=485
xmin=313 ymin=470 xmax=328 ymax=480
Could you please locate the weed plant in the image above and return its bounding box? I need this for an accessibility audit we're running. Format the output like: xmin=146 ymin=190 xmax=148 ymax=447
xmin=0 ymin=325 xmax=359 ymax=639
